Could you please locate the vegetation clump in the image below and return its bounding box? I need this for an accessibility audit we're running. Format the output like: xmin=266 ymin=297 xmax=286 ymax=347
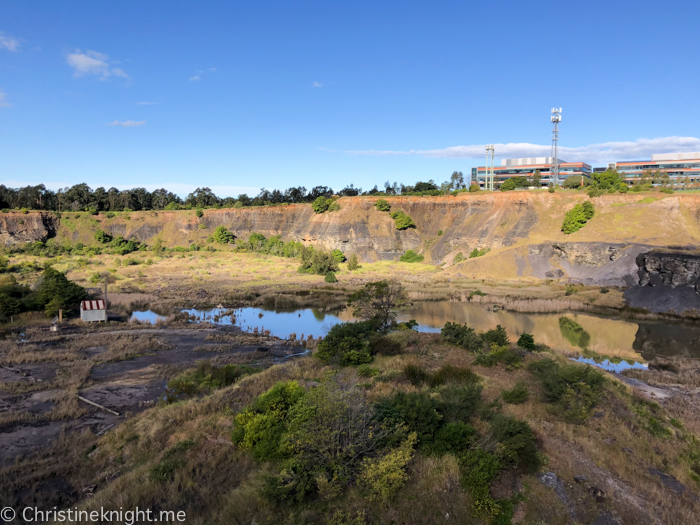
xmin=453 ymin=252 xmax=464 ymax=264
xmin=324 ymin=272 xmax=338 ymax=283
xmin=528 ymin=358 xmax=605 ymax=423
xmin=562 ymin=201 xmax=594 ymax=234
xmin=164 ymin=363 xmax=257 ymax=402
xmin=236 ymin=232 xmax=304 ymax=258
xmin=312 ymin=196 xmax=333 ymax=213
xmin=297 ymin=246 xmax=339 ymax=276
xmin=390 ymin=210 xmax=415 ymax=230
xmin=348 ymin=279 xmax=406 ymax=331
xmin=347 ymin=253 xmax=360 ymax=270
xmin=469 ymin=247 xmax=490 ymax=258
xmin=501 ymin=381 xmax=530 ymax=404
xmin=399 ymin=250 xmax=424 ymax=263
xmin=374 ymin=199 xmax=391 ymax=212
xmin=213 ymin=225 xmax=235 ymax=244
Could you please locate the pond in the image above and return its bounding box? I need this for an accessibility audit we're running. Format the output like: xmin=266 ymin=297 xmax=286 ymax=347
xmin=130 ymin=301 xmax=700 ymax=372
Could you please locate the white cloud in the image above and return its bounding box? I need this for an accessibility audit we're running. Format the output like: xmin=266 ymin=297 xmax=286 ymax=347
xmin=345 ymin=137 xmax=700 ymax=164
xmin=66 ymin=49 xmax=128 ymax=78
xmin=312 ymin=81 xmax=323 ymax=88
xmin=0 ymin=92 xmax=10 ymax=108
xmin=106 ymin=120 xmax=146 ymax=127
xmin=209 ymin=67 xmax=217 ymax=72
xmin=189 ymin=75 xmax=201 ymax=81
xmin=137 ymin=101 xmax=157 ymax=105
xmin=0 ymin=32 xmax=20 ymax=52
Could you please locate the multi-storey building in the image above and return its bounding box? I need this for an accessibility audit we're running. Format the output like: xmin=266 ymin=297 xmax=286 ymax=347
xmin=475 ymin=157 xmax=592 ymax=189
xmin=614 ymin=152 xmax=700 ymax=183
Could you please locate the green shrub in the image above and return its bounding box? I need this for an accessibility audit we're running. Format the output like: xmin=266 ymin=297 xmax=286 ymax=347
xmin=459 ymin=449 xmax=502 ymax=518
xmin=403 ymin=363 xmax=431 ymax=386
xmin=298 ymin=247 xmax=340 ymax=275
xmin=474 ymin=343 xmax=522 ymax=369
xmin=165 ymin=363 xmax=256 ymax=402
xmin=528 ymin=358 xmax=605 ymax=423
xmin=441 ymin=321 xmax=483 ymax=352
xmin=501 ymin=382 xmax=529 ymax=404
xmin=315 ymin=321 xmax=377 ymax=365
xmin=36 ymin=267 xmax=86 ymax=317
xmin=150 ymin=459 xmax=184 ymax=483
xmin=331 ymin=249 xmax=346 ymax=263
xmin=453 ymin=252 xmax=464 ymax=264
xmin=399 ymin=250 xmax=424 ymax=263
xmin=469 ymin=247 xmax=489 ymax=258
xmin=105 ymin=212 xmax=115 ymax=218
xmin=324 ymin=272 xmax=338 ymax=283
xmin=357 ymin=364 xmax=380 ymax=378
xmin=548 ymin=185 xmax=555 ymax=193
xmin=482 ymin=325 xmax=509 ymax=347
xmin=437 ymin=229 xmax=444 ymax=236
xmin=347 ymin=253 xmax=360 ymax=270
xmin=429 ymin=364 xmax=480 ymax=388
xmin=468 ymin=183 xmax=480 ymax=192
xmin=565 ymin=284 xmax=578 ymax=296
xmin=377 ymin=391 xmax=442 ymax=446
xmin=195 ymin=208 xmax=203 ymax=218
xmin=374 ymin=199 xmax=391 ymax=212
xmin=232 ymin=380 xmax=306 ymax=461
xmin=358 ymin=433 xmax=416 ymax=502
xmin=312 ymin=196 xmax=331 ymax=213
xmin=431 ymin=422 xmax=477 ymax=455
xmin=516 ymin=333 xmax=535 ymax=351
xmin=488 ymin=414 xmax=540 ymax=472
xmin=390 ymin=210 xmax=416 ymax=230
xmin=368 ymin=335 xmax=402 ymax=356
xmin=95 ymin=229 xmax=112 ymax=243
xmin=164 ymin=201 xmax=180 ymax=210
xmin=660 ymin=187 xmax=674 ymax=194
xmin=562 ymin=201 xmax=595 ymax=234
xmin=328 ymin=201 xmax=341 ymax=212
xmin=213 ymin=225 xmax=235 ymax=244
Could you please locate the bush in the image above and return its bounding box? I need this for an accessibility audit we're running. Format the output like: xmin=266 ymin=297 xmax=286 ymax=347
xmin=399 ymin=250 xmax=424 ymax=263
xmin=562 ymin=201 xmax=595 ymax=234
xmin=660 ymin=187 xmax=674 ymax=194
xmin=390 ymin=210 xmax=416 ymax=230
xmin=357 ymin=364 xmax=379 ymax=378
xmin=328 ymin=201 xmax=341 ymax=212
xmin=368 ymin=335 xmax=403 ymax=356
xmin=378 ymin=391 xmax=442 ymax=446
xmin=358 ymin=433 xmax=416 ymax=502
xmin=488 ymin=414 xmax=540 ymax=472
xmin=548 ymin=184 xmax=555 ymax=193
xmin=312 ymin=196 xmax=331 ymax=213
xmin=565 ymin=284 xmax=578 ymax=296
xmin=213 ymin=225 xmax=235 ymax=244
xmin=431 ymin=422 xmax=477 ymax=455
xmin=374 ymin=199 xmax=391 ymax=212
xmin=516 ymin=333 xmax=535 ymax=351
xmin=501 ymin=382 xmax=529 ymax=404
xmin=528 ymin=358 xmax=605 ymax=423
xmin=468 ymin=183 xmax=480 ymax=193
xmin=347 ymin=253 xmax=360 ymax=271
xmin=195 ymin=208 xmax=203 ymax=218
xmin=453 ymin=252 xmax=464 ymax=264
xmin=482 ymin=325 xmax=509 ymax=347
xmin=298 ymin=247 xmax=340 ymax=275
xmin=437 ymin=229 xmax=444 ymax=236
xmin=331 ymin=249 xmax=346 ymax=263
xmin=232 ymin=380 xmax=306 ymax=461
xmin=441 ymin=322 xmax=483 ymax=352
xmin=324 ymin=272 xmax=338 ymax=283
xmin=110 ymin=236 xmax=140 ymax=255
xmin=315 ymin=321 xmax=377 ymax=365
xmin=95 ymin=229 xmax=112 ymax=243
xmin=474 ymin=343 xmax=522 ymax=369
xmin=469 ymin=247 xmax=489 ymax=258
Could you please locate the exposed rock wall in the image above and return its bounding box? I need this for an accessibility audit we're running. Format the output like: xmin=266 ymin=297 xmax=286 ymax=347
xmin=637 ymin=252 xmax=700 ymax=291
xmin=0 ymin=212 xmax=55 ymax=246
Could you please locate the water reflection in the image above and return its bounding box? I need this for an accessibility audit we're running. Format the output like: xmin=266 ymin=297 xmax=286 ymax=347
xmin=572 ymin=356 xmax=648 ymax=373
xmin=128 ymin=300 xmax=700 ymax=364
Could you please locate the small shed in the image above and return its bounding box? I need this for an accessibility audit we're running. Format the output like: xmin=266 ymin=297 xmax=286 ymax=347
xmin=80 ymin=300 xmax=107 ymax=322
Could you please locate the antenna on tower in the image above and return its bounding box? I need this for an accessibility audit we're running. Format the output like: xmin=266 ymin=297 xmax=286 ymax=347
xmin=485 ymin=145 xmax=495 ymax=190
xmin=550 ymin=107 xmax=562 ymax=186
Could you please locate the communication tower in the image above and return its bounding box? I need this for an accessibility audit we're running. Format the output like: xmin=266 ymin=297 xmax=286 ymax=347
xmin=485 ymin=144 xmax=495 ymax=190
xmin=550 ymin=108 xmax=562 ymax=186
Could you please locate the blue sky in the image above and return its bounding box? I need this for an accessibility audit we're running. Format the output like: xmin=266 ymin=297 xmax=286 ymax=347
xmin=1 ymin=0 xmax=699 ymax=197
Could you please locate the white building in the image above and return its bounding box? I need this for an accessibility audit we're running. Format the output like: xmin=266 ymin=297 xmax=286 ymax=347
xmin=80 ymin=300 xmax=107 ymax=322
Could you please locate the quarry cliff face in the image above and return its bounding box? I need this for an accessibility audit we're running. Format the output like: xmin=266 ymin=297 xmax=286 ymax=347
xmin=0 ymin=212 xmax=56 ymax=246
xmin=10 ymin=192 xmax=700 ymax=286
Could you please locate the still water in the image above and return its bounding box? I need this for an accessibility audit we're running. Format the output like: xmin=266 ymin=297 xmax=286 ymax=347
xmin=130 ymin=300 xmax=700 ymax=369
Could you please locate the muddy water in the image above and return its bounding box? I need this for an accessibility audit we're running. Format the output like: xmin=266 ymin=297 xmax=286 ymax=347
xmin=132 ymin=301 xmax=700 ymax=366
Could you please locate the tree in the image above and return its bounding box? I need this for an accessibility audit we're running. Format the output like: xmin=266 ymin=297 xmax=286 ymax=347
xmin=36 ymin=267 xmax=86 ymax=316
xmin=347 ymin=253 xmax=360 ymax=271
xmin=450 ymin=171 xmax=465 ymax=191
xmin=347 ymin=279 xmax=406 ymax=331
xmin=562 ymin=175 xmax=589 ymax=189
xmin=468 ymin=183 xmax=480 ymax=193
xmin=312 ymin=196 xmax=331 ymax=213
xmin=532 ymin=170 xmax=542 ymax=187
xmin=591 ymin=170 xmax=623 ymax=190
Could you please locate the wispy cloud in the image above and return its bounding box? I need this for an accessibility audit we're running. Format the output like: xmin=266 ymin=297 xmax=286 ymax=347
xmin=209 ymin=67 xmax=217 ymax=72
xmin=345 ymin=137 xmax=700 ymax=164
xmin=312 ymin=81 xmax=323 ymax=88
xmin=189 ymin=75 xmax=201 ymax=81
xmin=106 ymin=120 xmax=146 ymax=127
xmin=0 ymin=32 xmax=20 ymax=52
xmin=66 ymin=49 xmax=128 ymax=78
xmin=0 ymin=92 xmax=10 ymax=108
xmin=137 ymin=101 xmax=157 ymax=105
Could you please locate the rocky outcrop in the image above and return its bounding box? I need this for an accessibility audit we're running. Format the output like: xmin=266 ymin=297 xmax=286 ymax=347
xmin=637 ymin=252 xmax=700 ymax=291
xmin=0 ymin=212 xmax=56 ymax=246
